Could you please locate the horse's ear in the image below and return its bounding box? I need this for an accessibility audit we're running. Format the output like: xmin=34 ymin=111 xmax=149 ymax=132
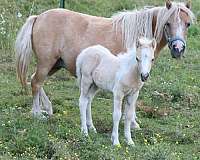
xmin=152 ymin=39 xmax=157 ymax=51
xmin=186 ymin=0 xmax=191 ymax=9
xmin=166 ymin=0 xmax=172 ymax=9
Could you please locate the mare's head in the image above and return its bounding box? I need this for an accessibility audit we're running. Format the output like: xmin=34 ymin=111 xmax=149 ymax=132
xmin=163 ymin=0 xmax=194 ymax=58
xmin=136 ymin=37 xmax=156 ymax=82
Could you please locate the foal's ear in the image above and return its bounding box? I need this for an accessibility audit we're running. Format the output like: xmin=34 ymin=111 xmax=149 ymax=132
xmin=166 ymin=0 xmax=172 ymax=9
xmin=151 ymin=39 xmax=157 ymax=51
xmin=186 ymin=0 xmax=191 ymax=9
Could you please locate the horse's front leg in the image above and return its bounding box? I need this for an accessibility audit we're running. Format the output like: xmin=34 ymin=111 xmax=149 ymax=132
xmin=111 ymin=91 xmax=123 ymax=146
xmin=124 ymin=91 xmax=139 ymax=145
xmin=130 ymin=91 xmax=140 ymax=129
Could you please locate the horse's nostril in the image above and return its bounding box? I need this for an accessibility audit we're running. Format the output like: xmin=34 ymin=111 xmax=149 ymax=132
xmin=172 ymin=44 xmax=176 ymax=49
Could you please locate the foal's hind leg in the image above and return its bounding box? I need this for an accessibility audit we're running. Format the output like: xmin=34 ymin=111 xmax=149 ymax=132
xmin=79 ymin=75 xmax=94 ymax=136
xmin=86 ymin=85 xmax=98 ymax=133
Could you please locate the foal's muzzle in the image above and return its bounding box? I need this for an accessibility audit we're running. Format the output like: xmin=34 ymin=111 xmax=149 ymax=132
xmin=169 ymin=38 xmax=186 ymax=58
xmin=141 ymin=73 xmax=149 ymax=82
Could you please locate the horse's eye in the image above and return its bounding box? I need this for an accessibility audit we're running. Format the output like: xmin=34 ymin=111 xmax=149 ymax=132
xmin=186 ymin=22 xmax=191 ymax=28
xmin=152 ymin=58 xmax=155 ymax=62
xmin=136 ymin=57 xmax=140 ymax=62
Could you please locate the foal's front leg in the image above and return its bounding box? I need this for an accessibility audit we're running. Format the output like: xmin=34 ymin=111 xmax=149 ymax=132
xmin=124 ymin=91 xmax=139 ymax=145
xmin=130 ymin=91 xmax=140 ymax=129
xmin=111 ymin=92 xmax=123 ymax=146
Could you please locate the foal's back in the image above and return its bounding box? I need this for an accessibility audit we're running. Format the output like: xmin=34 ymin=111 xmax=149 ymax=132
xmin=77 ymin=45 xmax=120 ymax=91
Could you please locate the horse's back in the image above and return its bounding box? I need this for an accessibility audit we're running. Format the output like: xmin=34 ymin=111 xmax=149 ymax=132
xmin=31 ymin=8 xmax=118 ymax=75
xmin=32 ymin=8 xmax=111 ymax=54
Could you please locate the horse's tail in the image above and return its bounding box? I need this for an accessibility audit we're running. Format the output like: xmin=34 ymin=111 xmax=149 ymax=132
xmin=15 ymin=15 xmax=37 ymax=88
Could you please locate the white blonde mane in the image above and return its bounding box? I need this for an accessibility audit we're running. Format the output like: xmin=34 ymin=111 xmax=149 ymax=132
xmin=112 ymin=2 xmax=195 ymax=49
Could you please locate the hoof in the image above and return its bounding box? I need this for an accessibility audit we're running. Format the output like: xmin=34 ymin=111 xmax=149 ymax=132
xmin=113 ymin=143 xmax=121 ymax=148
xmin=131 ymin=122 xmax=141 ymax=130
xmin=88 ymin=126 xmax=97 ymax=133
xmin=81 ymin=128 xmax=88 ymax=137
xmin=127 ymin=140 xmax=135 ymax=146
xmin=111 ymin=136 xmax=120 ymax=146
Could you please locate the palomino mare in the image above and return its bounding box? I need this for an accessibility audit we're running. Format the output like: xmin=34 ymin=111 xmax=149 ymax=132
xmin=76 ymin=37 xmax=156 ymax=145
xmin=15 ymin=1 xmax=195 ymax=118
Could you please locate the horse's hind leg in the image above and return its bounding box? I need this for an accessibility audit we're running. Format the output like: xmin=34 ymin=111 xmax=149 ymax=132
xmin=40 ymin=87 xmax=53 ymax=115
xmin=31 ymin=60 xmax=56 ymax=117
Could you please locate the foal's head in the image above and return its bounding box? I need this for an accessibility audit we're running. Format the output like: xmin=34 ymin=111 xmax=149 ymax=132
xmin=136 ymin=37 xmax=156 ymax=82
xmin=164 ymin=0 xmax=194 ymax=58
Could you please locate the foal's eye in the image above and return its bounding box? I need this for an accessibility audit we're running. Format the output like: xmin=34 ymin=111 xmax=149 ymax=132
xmin=166 ymin=22 xmax=170 ymax=27
xmin=136 ymin=57 xmax=140 ymax=62
xmin=186 ymin=22 xmax=191 ymax=28
xmin=152 ymin=58 xmax=155 ymax=62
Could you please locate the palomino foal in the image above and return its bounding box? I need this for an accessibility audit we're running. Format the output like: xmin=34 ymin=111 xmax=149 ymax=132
xmin=76 ymin=37 xmax=156 ymax=145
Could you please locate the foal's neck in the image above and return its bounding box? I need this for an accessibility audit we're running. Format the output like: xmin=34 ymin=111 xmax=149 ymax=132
xmin=118 ymin=50 xmax=141 ymax=83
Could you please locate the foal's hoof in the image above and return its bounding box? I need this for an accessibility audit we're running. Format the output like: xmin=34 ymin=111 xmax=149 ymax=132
xmin=127 ymin=140 xmax=135 ymax=146
xmin=113 ymin=143 xmax=121 ymax=148
xmin=111 ymin=137 xmax=120 ymax=146
xmin=89 ymin=126 xmax=97 ymax=133
xmin=131 ymin=122 xmax=141 ymax=130
xmin=81 ymin=129 xmax=88 ymax=137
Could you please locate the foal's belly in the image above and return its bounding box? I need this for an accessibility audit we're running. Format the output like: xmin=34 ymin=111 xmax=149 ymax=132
xmin=92 ymin=63 xmax=118 ymax=91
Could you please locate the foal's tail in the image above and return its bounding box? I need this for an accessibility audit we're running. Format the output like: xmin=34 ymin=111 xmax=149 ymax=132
xmin=15 ymin=15 xmax=37 ymax=88
xmin=76 ymin=55 xmax=83 ymax=89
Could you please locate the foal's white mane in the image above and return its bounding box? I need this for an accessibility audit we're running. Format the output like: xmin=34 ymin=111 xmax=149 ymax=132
xmin=112 ymin=2 xmax=195 ymax=49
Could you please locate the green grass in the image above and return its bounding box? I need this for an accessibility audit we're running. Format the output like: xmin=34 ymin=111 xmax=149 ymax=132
xmin=0 ymin=0 xmax=200 ymax=159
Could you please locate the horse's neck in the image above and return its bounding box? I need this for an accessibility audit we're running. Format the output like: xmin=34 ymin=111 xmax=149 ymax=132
xmin=152 ymin=9 xmax=167 ymax=57
xmin=155 ymin=35 xmax=167 ymax=57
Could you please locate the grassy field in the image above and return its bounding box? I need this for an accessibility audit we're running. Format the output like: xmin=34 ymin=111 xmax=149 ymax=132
xmin=0 ymin=0 xmax=200 ymax=159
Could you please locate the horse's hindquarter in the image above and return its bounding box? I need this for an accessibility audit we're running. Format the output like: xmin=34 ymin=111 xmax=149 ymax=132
xmin=32 ymin=9 xmax=123 ymax=75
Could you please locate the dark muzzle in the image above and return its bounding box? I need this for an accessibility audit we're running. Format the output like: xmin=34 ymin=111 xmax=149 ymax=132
xmin=168 ymin=37 xmax=186 ymax=58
